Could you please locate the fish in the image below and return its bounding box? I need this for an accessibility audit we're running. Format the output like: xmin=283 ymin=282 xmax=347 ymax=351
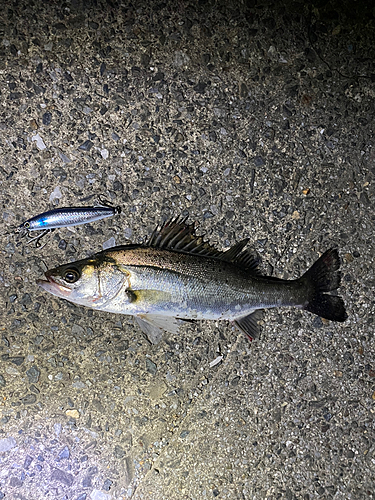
xmin=37 ymin=217 xmax=347 ymax=344
xmin=16 ymin=199 xmax=121 ymax=247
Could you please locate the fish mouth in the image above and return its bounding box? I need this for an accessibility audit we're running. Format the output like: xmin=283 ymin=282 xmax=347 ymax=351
xmin=36 ymin=275 xmax=72 ymax=297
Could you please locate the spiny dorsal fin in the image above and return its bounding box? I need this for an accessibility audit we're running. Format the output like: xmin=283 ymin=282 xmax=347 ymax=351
xmin=147 ymin=216 xmax=259 ymax=271
xmin=147 ymin=216 xmax=221 ymax=257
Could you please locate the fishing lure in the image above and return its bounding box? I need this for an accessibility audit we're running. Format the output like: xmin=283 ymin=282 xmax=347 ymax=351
xmin=16 ymin=197 xmax=121 ymax=247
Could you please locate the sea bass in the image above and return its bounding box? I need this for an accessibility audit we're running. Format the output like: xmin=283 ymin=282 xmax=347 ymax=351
xmin=37 ymin=217 xmax=347 ymax=343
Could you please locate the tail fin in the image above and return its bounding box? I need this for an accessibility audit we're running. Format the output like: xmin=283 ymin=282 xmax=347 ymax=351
xmin=302 ymin=249 xmax=347 ymax=322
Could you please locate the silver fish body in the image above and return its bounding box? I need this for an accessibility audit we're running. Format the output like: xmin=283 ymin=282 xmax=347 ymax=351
xmin=37 ymin=218 xmax=347 ymax=343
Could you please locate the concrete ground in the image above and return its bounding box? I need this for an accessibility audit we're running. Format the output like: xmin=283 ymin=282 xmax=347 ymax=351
xmin=0 ymin=0 xmax=374 ymax=499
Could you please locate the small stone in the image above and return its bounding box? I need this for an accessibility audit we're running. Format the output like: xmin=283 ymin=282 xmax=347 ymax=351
xmin=312 ymin=316 xmax=323 ymax=328
xmin=26 ymin=365 xmax=40 ymax=383
xmin=20 ymin=293 xmax=32 ymax=305
xmin=209 ymin=356 xmax=223 ymax=368
xmin=42 ymin=112 xmax=52 ymax=125
xmin=0 ymin=374 xmax=6 ymax=387
xmin=59 ymin=151 xmax=71 ymax=163
xmin=66 ymin=409 xmax=79 ymax=419
xmin=21 ymin=394 xmax=37 ymax=405
xmin=76 ymin=494 xmax=87 ymax=500
xmin=11 ymin=357 xmax=25 ymax=366
xmin=180 ymin=430 xmax=189 ymax=439
xmin=83 ymin=475 xmax=93 ymax=487
xmin=90 ymin=490 xmax=111 ymax=500
xmin=72 ymin=380 xmax=86 ymax=389
xmin=253 ymin=156 xmax=265 ymax=167
xmin=100 ymin=149 xmax=109 ymax=159
xmin=52 ymin=166 xmax=67 ymax=181
xmin=49 ymin=186 xmax=62 ymax=202
xmin=148 ymin=382 xmax=167 ymax=399
xmin=78 ymin=140 xmax=94 ymax=151
xmin=0 ymin=437 xmax=17 ymax=452
xmin=23 ymin=455 xmax=33 ymax=469
xmin=344 ymin=253 xmax=353 ymax=263
xmin=302 ymin=188 xmax=310 ymax=195
xmin=6 ymin=365 xmax=19 ymax=375
xmin=58 ymin=239 xmax=67 ymax=250
xmin=145 ymin=358 xmax=157 ymax=375
xmin=173 ymin=50 xmax=190 ymax=68
xmin=103 ymin=479 xmax=112 ymax=491
xmin=113 ymin=181 xmax=123 ymax=192
xmin=58 ymin=446 xmax=70 ymax=459
xmin=103 ymin=237 xmax=116 ymax=250
xmin=32 ymin=133 xmax=47 ymax=150
xmin=30 ymin=119 xmax=38 ymax=130
xmin=114 ymin=445 xmax=125 ymax=459
xmin=72 ymin=324 xmax=85 ymax=336
xmin=5 ymin=242 xmax=15 ymax=254
xmin=51 ymin=468 xmax=74 ymax=487
xmin=9 ymin=476 xmax=23 ymax=487
xmin=194 ymin=81 xmax=207 ymax=93
xmin=291 ymin=210 xmax=300 ymax=220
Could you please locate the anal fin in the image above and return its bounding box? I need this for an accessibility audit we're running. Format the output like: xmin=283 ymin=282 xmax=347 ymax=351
xmin=234 ymin=310 xmax=264 ymax=342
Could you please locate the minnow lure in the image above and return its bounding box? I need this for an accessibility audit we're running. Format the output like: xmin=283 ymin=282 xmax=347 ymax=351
xmin=16 ymin=198 xmax=121 ymax=247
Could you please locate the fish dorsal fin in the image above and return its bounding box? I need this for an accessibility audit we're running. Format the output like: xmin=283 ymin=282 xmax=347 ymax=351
xmin=147 ymin=216 xmax=222 ymax=258
xmin=219 ymin=239 xmax=249 ymax=261
xmin=233 ymin=249 xmax=261 ymax=274
xmin=147 ymin=217 xmax=260 ymax=272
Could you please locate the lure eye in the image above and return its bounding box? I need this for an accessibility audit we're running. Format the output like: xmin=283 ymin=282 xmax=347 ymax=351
xmin=24 ymin=222 xmax=30 ymax=228
xmin=63 ymin=268 xmax=81 ymax=283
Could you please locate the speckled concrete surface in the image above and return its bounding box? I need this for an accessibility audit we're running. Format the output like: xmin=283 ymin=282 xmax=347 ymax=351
xmin=0 ymin=1 xmax=374 ymax=499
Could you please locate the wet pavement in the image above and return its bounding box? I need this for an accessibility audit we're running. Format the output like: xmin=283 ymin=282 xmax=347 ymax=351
xmin=0 ymin=0 xmax=374 ymax=499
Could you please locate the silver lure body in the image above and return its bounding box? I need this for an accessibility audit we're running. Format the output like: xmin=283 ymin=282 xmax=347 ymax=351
xmin=19 ymin=206 xmax=120 ymax=232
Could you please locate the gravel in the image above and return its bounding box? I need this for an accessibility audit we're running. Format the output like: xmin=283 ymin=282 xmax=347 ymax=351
xmin=0 ymin=1 xmax=374 ymax=499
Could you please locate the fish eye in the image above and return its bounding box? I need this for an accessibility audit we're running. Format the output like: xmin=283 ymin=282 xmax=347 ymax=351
xmin=24 ymin=222 xmax=30 ymax=228
xmin=63 ymin=268 xmax=81 ymax=283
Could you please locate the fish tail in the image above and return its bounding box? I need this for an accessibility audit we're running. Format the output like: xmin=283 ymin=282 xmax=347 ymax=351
xmin=301 ymin=248 xmax=347 ymax=322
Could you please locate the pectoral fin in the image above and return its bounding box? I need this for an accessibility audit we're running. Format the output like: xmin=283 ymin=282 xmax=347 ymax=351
xmin=234 ymin=310 xmax=264 ymax=341
xmin=135 ymin=314 xmax=182 ymax=344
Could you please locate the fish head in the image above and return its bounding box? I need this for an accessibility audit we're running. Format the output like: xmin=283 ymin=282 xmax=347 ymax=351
xmin=37 ymin=254 xmax=130 ymax=309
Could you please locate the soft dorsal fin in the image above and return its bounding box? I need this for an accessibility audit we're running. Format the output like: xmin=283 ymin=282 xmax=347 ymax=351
xmin=147 ymin=216 xmax=260 ymax=272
